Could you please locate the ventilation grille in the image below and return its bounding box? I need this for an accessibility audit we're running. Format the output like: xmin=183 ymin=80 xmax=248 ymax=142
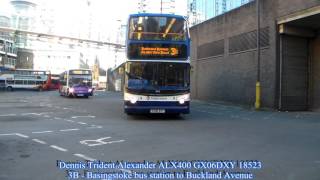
xmin=229 ymin=27 xmax=269 ymax=53
xmin=197 ymin=39 xmax=224 ymax=59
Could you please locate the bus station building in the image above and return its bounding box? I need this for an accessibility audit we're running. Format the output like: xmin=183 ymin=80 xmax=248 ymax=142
xmin=190 ymin=0 xmax=320 ymax=111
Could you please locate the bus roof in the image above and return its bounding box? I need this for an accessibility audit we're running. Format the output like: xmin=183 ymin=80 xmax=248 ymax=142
xmin=68 ymin=68 xmax=91 ymax=71
xmin=15 ymin=69 xmax=50 ymax=73
xmin=129 ymin=13 xmax=186 ymax=19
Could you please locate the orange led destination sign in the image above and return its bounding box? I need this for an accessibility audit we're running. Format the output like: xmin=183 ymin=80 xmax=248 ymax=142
xmin=140 ymin=47 xmax=179 ymax=56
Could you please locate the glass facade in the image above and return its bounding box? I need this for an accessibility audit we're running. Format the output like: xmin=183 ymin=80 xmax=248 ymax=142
xmin=188 ymin=0 xmax=253 ymax=26
xmin=0 ymin=3 xmax=17 ymax=70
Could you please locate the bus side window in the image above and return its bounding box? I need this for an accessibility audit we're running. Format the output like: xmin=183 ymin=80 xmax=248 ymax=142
xmin=15 ymin=80 xmax=22 ymax=84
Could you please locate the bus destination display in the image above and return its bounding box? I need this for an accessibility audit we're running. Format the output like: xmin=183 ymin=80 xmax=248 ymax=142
xmin=128 ymin=43 xmax=187 ymax=60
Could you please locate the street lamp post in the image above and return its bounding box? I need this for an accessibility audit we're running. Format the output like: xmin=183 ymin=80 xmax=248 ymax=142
xmin=0 ymin=43 xmax=3 ymax=69
xmin=255 ymin=0 xmax=261 ymax=110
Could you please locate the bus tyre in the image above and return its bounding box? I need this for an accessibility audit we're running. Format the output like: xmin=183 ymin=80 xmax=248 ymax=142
xmin=126 ymin=112 xmax=134 ymax=116
xmin=67 ymin=91 xmax=73 ymax=98
xmin=170 ymin=113 xmax=180 ymax=118
xmin=6 ymin=86 xmax=13 ymax=91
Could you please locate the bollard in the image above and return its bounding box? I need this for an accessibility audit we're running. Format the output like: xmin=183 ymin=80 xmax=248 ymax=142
xmin=255 ymin=81 xmax=261 ymax=110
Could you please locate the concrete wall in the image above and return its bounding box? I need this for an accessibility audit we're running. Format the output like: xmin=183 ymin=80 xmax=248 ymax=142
xmin=276 ymin=0 xmax=320 ymax=17
xmin=190 ymin=1 xmax=277 ymax=107
xmin=312 ymin=32 xmax=320 ymax=110
xmin=190 ymin=0 xmax=320 ymax=108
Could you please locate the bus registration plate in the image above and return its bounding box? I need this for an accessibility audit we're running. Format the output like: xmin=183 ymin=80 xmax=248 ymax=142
xmin=150 ymin=109 xmax=165 ymax=113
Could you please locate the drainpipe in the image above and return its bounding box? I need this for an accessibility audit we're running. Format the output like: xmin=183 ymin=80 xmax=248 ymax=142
xmin=255 ymin=0 xmax=261 ymax=110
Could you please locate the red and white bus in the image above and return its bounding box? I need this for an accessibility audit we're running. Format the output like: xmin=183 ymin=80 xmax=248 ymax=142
xmin=0 ymin=69 xmax=51 ymax=91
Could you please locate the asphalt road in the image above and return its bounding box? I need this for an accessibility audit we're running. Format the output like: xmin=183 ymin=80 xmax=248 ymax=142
xmin=0 ymin=90 xmax=319 ymax=180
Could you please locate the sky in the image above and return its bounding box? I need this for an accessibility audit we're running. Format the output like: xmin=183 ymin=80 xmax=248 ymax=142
xmin=39 ymin=0 xmax=186 ymax=35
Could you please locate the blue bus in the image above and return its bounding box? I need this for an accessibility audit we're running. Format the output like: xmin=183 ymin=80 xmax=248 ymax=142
xmin=124 ymin=13 xmax=191 ymax=115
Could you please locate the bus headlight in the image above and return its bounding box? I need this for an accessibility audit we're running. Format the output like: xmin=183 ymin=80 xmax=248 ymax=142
xmin=179 ymin=99 xmax=185 ymax=104
xmin=130 ymin=97 xmax=138 ymax=104
xmin=88 ymin=88 xmax=93 ymax=92
xmin=124 ymin=92 xmax=139 ymax=104
xmin=69 ymin=88 xmax=74 ymax=93
xmin=178 ymin=93 xmax=190 ymax=104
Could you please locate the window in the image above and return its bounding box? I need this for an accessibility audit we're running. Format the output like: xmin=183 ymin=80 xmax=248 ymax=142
xmin=129 ymin=16 xmax=187 ymax=41
xmin=27 ymin=81 xmax=35 ymax=85
xmin=15 ymin=80 xmax=23 ymax=84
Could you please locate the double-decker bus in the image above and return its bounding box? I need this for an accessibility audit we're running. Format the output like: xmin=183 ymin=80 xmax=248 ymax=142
xmin=59 ymin=69 xmax=93 ymax=98
xmin=0 ymin=77 xmax=7 ymax=90
xmin=0 ymin=69 xmax=51 ymax=91
xmin=124 ymin=13 xmax=191 ymax=115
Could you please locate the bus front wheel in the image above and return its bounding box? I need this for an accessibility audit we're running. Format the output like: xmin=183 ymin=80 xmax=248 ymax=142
xmin=6 ymin=86 xmax=13 ymax=91
xmin=67 ymin=92 xmax=73 ymax=98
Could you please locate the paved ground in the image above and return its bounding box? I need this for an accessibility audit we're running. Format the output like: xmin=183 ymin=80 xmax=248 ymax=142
xmin=0 ymin=90 xmax=319 ymax=180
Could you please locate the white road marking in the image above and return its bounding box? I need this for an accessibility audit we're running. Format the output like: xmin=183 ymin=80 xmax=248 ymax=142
xmin=0 ymin=114 xmax=16 ymax=117
xmin=65 ymin=119 xmax=75 ymax=123
xmin=32 ymin=139 xmax=47 ymax=144
xmin=71 ymin=115 xmax=95 ymax=119
xmin=193 ymin=109 xmax=224 ymax=115
xmin=43 ymin=115 xmax=50 ymax=118
xmin=60 ymin=129 xmax=79 ymax=132
xmin=87 ymin=125 xmax=103 ymax=129
xmin=73 ymin=153 xmax=96 ymax=161
xmin=22 ymin=112 xmax=51 ymax=116
xmin=54 ymin=117 xmax=62 ymax=120
xmin=32 ymin=131 xmax=53 ymax=134
xmin=22 ymin=113 xmax=38 ymax=116
xmin=78 ymin=122 xmax=87 ymax=125
xmin=15 ymin=133 xmax=29 ymax=138
xmin=80 ymin=137 xmax=125 ymax=147
xmin=50 ymin=145 xmax=68 ymax=152
xmin=0 ymin=133 xmax=17 ymax=136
